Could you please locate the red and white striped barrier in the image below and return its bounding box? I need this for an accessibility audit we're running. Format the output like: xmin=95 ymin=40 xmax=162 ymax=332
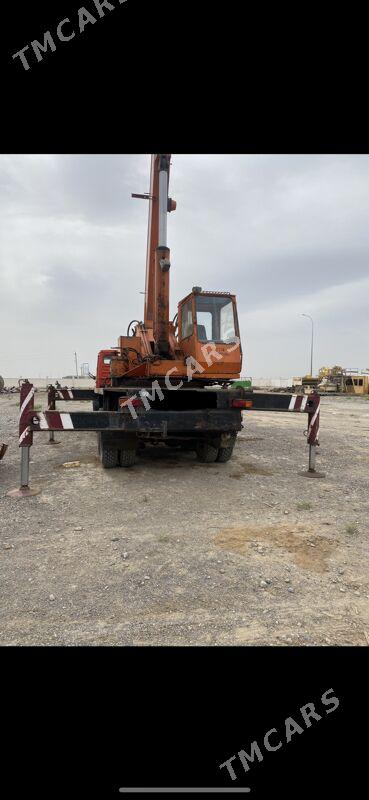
xmin=47 ymin=385 xmax=97 ymax=403
xmin=55 ymin=388 xmax=75 ymax=401
xmin=288 ymin=394 xmax=308 ymax=412
xmin=7 ymin=380 xmax=40 ymax=497
xmin=307 ymin=396 xmax=320 ymax=445
xmin=306 ymin=391 xmax=320 ymax=446
xmin=37 ymin=411 xmax=75 ymax=430
xmin=47 ymin=386 xmax=78 ymax=404
xmin=300 ymin=391 xmax=324 ymax=477
xmin=46 ymin=386 xmax=60 ymax=443
xmin=19 ymin=380 xmax=35 ymax=447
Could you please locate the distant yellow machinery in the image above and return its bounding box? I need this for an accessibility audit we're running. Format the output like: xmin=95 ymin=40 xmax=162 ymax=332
xmin=317 ymin=368 xmax=369 ymax=395
xmin=291 ymin=368 xmax=369 ymax=395
xmin=344 ymin=373 xmax=369 ymax=395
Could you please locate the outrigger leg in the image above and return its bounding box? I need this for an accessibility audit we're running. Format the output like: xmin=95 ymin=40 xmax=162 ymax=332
xmin=7 ymin=380 xmax=41 ymax=497
xmin=299 ymin=391 xmax=325 ymax=478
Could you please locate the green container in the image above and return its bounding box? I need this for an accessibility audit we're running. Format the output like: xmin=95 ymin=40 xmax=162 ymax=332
xmin=233 ymin=378 xmax=252 ymax=389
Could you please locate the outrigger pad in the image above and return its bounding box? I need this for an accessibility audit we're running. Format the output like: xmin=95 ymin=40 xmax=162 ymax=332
xmin=7 ymin=486 xmax=41 ymax=498
xmin=298 ymin=469 xmax=326 ymax=479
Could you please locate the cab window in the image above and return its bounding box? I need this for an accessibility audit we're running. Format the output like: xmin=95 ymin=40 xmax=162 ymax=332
xmin=196 ymin=311 xmax=212 ymax=341
xmin=181 ymin=300 xmax=194 ymax=339
xmin=195 ymin=295 xmax=236 ymax=343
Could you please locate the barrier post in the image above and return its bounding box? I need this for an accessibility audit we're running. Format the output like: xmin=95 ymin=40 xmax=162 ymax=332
xmin=299 ymin=390 xmax=326 ymax=478
xmin=46 ymin=385 xmax=60 ymax=444
xmin=7 ymin=380 xmax=41 ymax=497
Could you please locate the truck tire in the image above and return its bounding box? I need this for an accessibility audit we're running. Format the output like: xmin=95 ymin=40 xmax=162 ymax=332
xmin=119 ymin=448 xmax=136 ymax=468
xmin=99 ymin=436 xmax=118 ymax=468
xmin=216 ymin=443 xmax=235 ymax=462
xmin=196 ymin=441 xmax=219 ymax=463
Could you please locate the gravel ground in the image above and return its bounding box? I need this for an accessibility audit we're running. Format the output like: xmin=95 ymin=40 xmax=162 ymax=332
xmin=1 ymin=392 xmax=369 ymax=646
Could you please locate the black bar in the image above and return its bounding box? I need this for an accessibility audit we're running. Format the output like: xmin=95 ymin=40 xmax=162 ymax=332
xmin=102 ymin=385 xmax=235 ymax=393
xmin=31 ymin=409 xmax=243 ymax=433
xmin=242 ymin=392 xmax=315 ymax=412
xmin=55 ymin=389 xmax=97 ymax=401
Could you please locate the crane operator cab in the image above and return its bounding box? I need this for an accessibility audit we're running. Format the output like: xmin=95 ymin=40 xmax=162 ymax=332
xmin=177 ymin=287 xmax=242 ymax=378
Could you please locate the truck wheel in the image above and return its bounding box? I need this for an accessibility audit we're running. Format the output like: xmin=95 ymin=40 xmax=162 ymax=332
xmin=119 ymin=448 xmax=136 ymax=468
xmin=216 ymin=443 xmax=235 ymax=462
xmin=99 ymin=434 xmax=118 ymax=468
xmin=196 ymin=441 xmax=219 ymax=463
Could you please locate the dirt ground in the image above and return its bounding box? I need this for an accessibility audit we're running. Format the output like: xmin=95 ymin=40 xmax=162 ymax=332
xmin=1 ymin=392 xmax=369 ymax=646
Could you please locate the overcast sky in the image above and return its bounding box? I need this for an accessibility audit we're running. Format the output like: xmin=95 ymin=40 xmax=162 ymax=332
xmin=1 ymin=153 xmax=368 ymax=380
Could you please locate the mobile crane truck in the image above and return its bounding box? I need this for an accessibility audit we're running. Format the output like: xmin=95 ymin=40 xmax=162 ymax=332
xmin=93 ymin=153 xmax=245 ymax=466
xmin=10 ymin=155 xmax=323 ymax=496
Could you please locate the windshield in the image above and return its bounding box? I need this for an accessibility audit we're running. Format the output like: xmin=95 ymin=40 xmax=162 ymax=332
xmin=195 ymin=295 xmax=237 ymax=343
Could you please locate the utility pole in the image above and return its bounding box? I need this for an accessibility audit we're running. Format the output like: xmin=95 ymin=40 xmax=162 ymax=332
xmin=301 ymin=314 xmax=314 ymax=377
xmin=74 ymin=351 xmax=78 ymax=379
